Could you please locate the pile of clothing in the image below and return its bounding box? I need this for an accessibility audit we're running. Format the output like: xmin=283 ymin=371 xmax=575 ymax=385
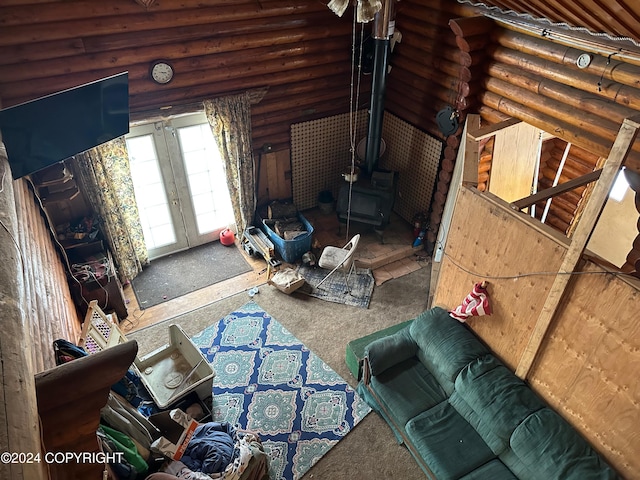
xmin=99 ymin=391 xmax=268 ymax=480
xmin=157 ymin=425 xmax=269 ymax=480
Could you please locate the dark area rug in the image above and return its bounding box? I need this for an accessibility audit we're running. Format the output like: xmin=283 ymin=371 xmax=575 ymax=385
xmin=131 ymin=242 xmax=252 ymax=309
xmin=296 ymin=265 xmax=375 ymax=308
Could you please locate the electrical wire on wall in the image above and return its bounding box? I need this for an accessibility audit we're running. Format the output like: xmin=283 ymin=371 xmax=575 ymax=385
xmin=26 ymin=176 xmax=111 ymax=312
xmin=436 ymin=238 xmax=638 ymax=280
xmin=345 ymin=9 xmax=366 ymax=242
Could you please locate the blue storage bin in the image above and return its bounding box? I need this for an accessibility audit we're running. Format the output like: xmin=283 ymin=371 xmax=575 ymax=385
xmin=261 ymin=212 xmax=313 ymax=263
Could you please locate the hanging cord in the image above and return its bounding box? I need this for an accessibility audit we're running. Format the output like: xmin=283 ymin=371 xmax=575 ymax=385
xmin=345 ymin=11 xmax=365 ymax=242
xmin=597 ymin=50 xmax=620 ymax=92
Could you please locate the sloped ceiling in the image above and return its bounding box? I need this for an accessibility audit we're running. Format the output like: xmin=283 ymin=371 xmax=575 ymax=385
xmin=459 ymin=0 xmax=640 ymax=47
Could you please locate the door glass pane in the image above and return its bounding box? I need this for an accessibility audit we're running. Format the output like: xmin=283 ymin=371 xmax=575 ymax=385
xmin=125 ymin=134 xmax=177 ymax=249
xmin=177 ymin=124 xmax=234 ymax=235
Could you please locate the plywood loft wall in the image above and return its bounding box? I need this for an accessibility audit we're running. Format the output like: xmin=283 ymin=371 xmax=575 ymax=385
xmin=433 ymin=186 xmax=640 ymax=478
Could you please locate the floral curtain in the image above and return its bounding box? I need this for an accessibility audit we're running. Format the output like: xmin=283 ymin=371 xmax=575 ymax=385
xmin=204 ymin=93 xmax=256 ymax=234
xmin=73 ymin=137 xmax=148 ymax=281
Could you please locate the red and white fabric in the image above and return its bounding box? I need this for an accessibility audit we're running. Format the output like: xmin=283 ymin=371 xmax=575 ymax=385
xmin=449 ymin=282 xmax=492 ymax=322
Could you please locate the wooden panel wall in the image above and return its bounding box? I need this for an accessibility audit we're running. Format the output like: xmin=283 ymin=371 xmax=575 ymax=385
xmin=257 ymin=149 xmax=293 ymax=206
xmin=487 ymin=121 xmax=540 ymax=203
xmin=433 ymin=186 xmax=567 ymax=370
xmin=433 ymin=185 xmax=640 ymax=478
xmin=528 ymin=262 xmax=640 ymax=477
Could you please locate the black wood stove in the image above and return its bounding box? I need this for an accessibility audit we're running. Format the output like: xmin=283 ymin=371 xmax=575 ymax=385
xmin=336 ymin=170 xmax=397 ymax=235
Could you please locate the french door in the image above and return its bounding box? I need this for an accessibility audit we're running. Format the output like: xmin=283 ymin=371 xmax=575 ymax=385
xmin=125 ymin=112 xmax=234 ymax=260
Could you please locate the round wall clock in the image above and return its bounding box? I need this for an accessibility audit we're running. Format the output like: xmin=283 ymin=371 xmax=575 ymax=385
xmin=576 ymin=53 xmax=592 ymax=69
xmin=150 ymin=61 xmax=174 ymax=84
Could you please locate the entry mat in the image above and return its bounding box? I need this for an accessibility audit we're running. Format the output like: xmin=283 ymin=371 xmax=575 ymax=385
xmin=131 ymin=242 xmax=252 ymax=309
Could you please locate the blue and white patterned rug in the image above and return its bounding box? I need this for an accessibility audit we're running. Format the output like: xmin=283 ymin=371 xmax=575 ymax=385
xmin=190 ymin=302 xmax=371 ymax=480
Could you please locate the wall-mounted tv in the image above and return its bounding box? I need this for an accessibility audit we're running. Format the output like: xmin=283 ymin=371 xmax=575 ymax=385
xmin=0 ymin=72 xmax=129 ymax=179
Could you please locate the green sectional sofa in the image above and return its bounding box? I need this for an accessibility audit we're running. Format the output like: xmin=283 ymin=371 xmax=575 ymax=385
xmin=357 ymin=307 xmax=619 ymax=480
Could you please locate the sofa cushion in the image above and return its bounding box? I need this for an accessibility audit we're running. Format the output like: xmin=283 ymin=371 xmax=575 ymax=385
xmin=509 ymin=408 xmax=619 ymax=480
xmin=405 ymin=401 xmax=496 ymax=480
xmin=499 ymin=447 xmax=536 ymax=479
xmin=369 ymin=357 xmax=446 ymax=428
xmin=449 ymin=390 xmax=507 ymax=454
xmin=409 ymin=307 xmax=489 ymax=393
xmin=458 ymin=459 xmax=518 ymax=480
xmin=365 ymin=325 xmax=417 ymax=377
xmin=455 ymin=354 xmax=544 ymax=443
xmin=346 ymin=319 xmax=413 ymax=379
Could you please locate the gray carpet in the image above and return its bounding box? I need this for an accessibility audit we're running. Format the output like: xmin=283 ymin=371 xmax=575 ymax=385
xmin=129 ymin=260 xmax=432 ymax=479
xmin=131 ymin=241 xmax=252 ymax=309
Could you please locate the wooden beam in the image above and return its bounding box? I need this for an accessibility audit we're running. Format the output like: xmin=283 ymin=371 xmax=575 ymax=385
xmin=462 ymin=114 xmax=482 ymax=187
xmin=516 ymin=115 xmax=640 ymax=379
xmin=468 ymin=117 xmax=522 ymax=141
xmin=511 ymin=169 xmax=602 ymax=210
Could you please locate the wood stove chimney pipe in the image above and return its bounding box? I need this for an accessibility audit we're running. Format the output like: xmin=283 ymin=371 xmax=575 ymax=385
xmin=365 ymin=0 xmax=394 ymax=175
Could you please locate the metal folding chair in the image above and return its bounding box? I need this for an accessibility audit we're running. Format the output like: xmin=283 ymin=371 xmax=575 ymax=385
xmin=316 ymin=234 xmax=360 ymax=293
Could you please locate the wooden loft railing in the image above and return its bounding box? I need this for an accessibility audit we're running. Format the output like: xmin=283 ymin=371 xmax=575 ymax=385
xmin=510 ymin=169 xmax=602 ymax=211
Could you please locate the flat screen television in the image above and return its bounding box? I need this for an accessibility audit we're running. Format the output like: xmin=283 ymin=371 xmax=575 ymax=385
xmin=0 ymin=72 xmax=129 ymax=179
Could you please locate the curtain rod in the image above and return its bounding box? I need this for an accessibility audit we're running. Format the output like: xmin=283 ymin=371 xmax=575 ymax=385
xmin=129 ymin=86 xmax=269 ymax=124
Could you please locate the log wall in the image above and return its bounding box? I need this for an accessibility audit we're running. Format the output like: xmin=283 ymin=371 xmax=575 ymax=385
xmin=13 ymin=178 xmax=82 ymax=371
xmin=0 ymin=0 xmax=356 ymax=156
xmin=480 ymin=27 xmax=640 ymax=175
xmin=388 ymin=4 xmax=491 ymax=247
xmin=428 ymin=13 xmax=640 ymax=270
xmin=387 ymin=0 xmax=483 ymax=140
xmin=534 ymin=139 xmax=602 ymax=235
xmin=0 ymin=151 xmax=81 ymax=480
xmin=433 ymin=186 xmax=640 ymax=478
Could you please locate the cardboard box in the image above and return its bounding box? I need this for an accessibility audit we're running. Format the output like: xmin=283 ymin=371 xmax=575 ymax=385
xmin=149 ymin=409 xmax=199 ymax=461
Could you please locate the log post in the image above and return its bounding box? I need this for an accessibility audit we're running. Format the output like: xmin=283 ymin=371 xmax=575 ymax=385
xmin=423 ymin=16 xmax=494 ymax=254
xmin=0 ymin=152 xmax=47 ymax=480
